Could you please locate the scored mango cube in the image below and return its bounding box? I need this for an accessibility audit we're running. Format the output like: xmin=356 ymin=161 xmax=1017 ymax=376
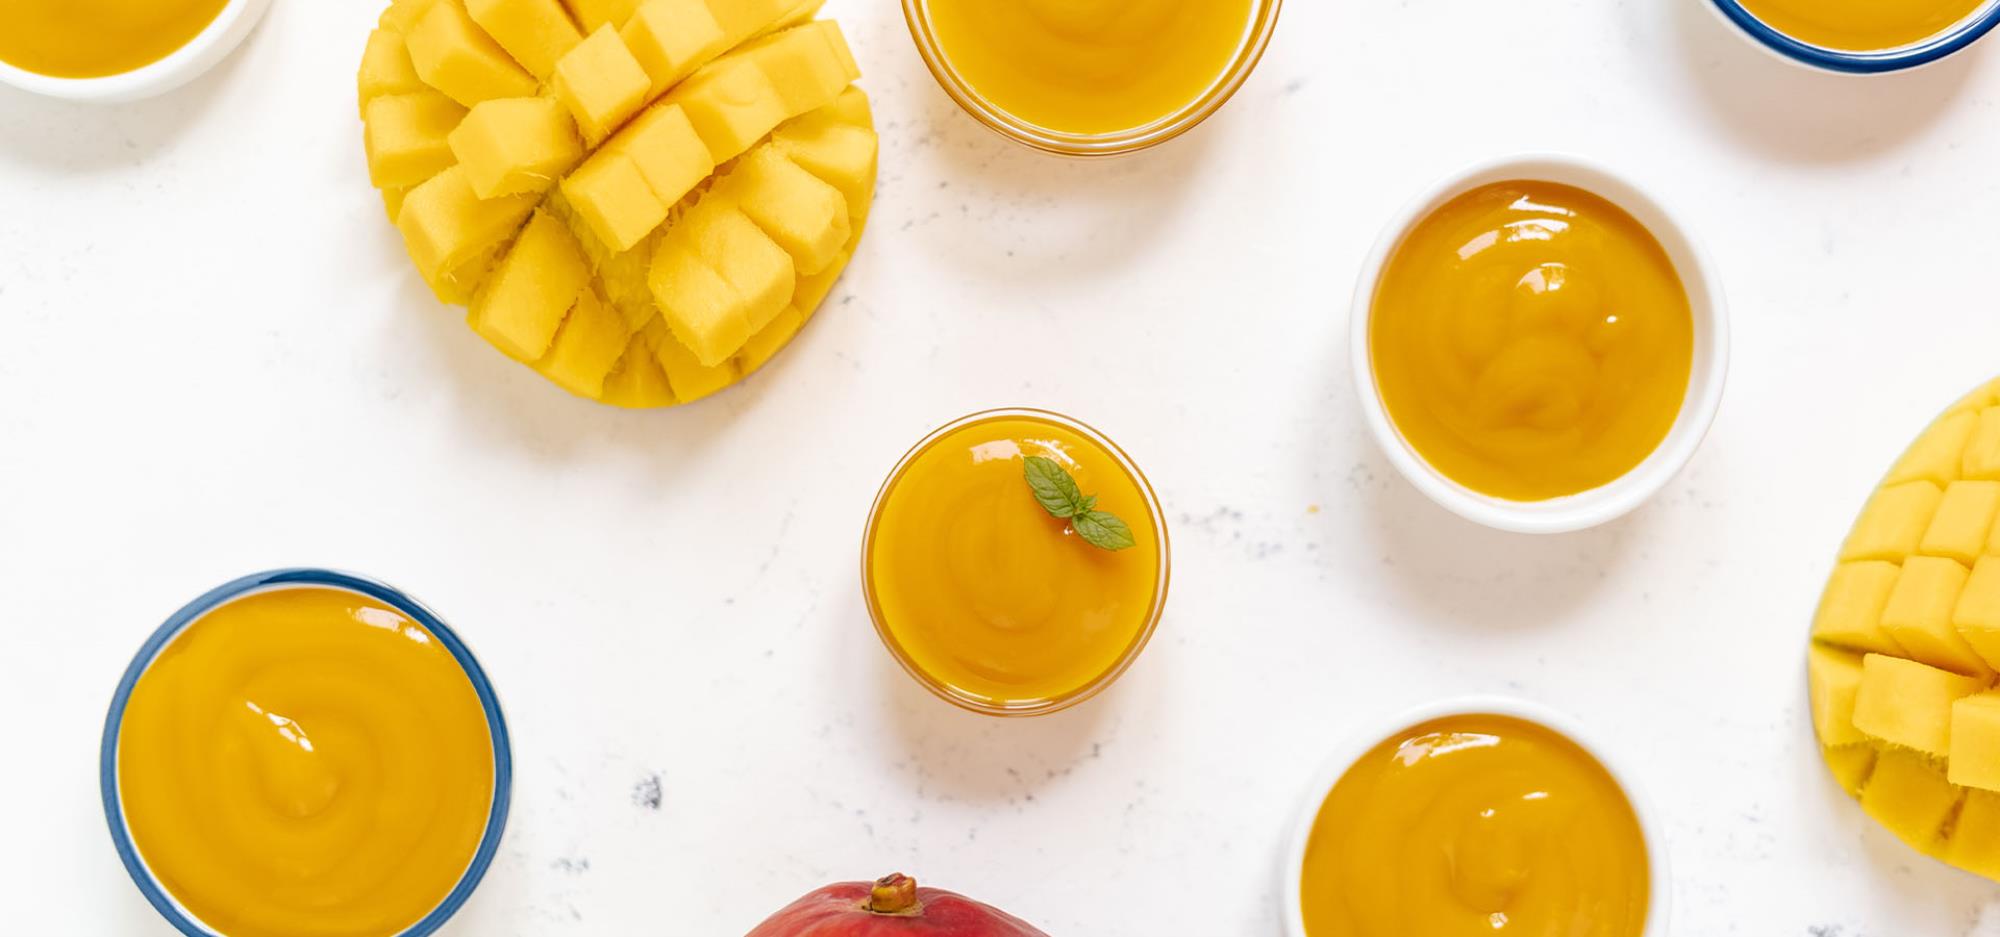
xmin=1861 ymin=748 xmax=1963 ymax=856
xmin=465 ymin=0 xmax=582 ymax=79
xmin=599 ymin=338 xmax=677 ymax=408
xmin=358 ymin=29 xmax=427 ymax=112
xmin=449 ymin=96 xmax=584 ymax=198
xmin=772 ymin=100 xmax=878 ymax=220
xmin=621 ymin=0 xmax=728 ymax=95
xmin=1923 ymin=480 xmax=2000 ymax=565
xmin=650 ymin=319 xmax=737 ymax=402
xmin=1949 ymin=695 xmax=2000 ymax=792
xmin=380 ymin=0 xmax=442 ymax=32
xmin=469 ymin=210 xmax=592 ymax=362
xmin=792 ymin=249 xmax=848 ymax=319
xmin=1852 ymin=653 xmax=1988 ymax=755
xmin=736 ymin=306 xmax=803 ymax=375
xmin=693 ymin=205 xmax=795 ymax=335
xmin=1841 ymin=481 xmax=1944 ymax=563
xmin=1946 ymin=789 xmax=2000 ymax=879
xmin=406 ymin=0 xmax=538 ymax=106
xmin=742 ymin=21 xmax=859 ymax=114
xmin=363 ymin=91 xmax=467 ymax=188
xmin=535 ymin=287 xmax=631 ymax=398
xmin=1887 ymin=410 xmax=1978 ymax=487
xmin=732 ymin=147 xmax=849 ymax=276
xmin=1809 ymin=645 xmax=1867 ymax=747
xmin=1955 ymin=556 xmax=2000 ymax=671
xmin=561 ymin=153 xmax=668 ymax=254
xmin=618 ymin=104 xmax=715 ymax=202
xmin=552 ymin=26 xmax=652 ymax=144
xmin=397 ymin=165 xmax=538 ymax=281
xmin=561 ymin=0 xmax=641 ymax=31
xmin=707 ymin=0 xmax=793 ymax=43
xmin=1811 ymin=560 xmax=1906 ymax=656
xmin=1823 ymin=744 xmax=1876 ymax=797
xmin=1881 ymin=556 xmax=1987 ymax=677
xmin=648 ymin=232 xmax=751 ymax=365
xmin=663 ymin=56 xmax=789 ymax=163
xmin=1968 ymin=410 xmax=2000 ymax=481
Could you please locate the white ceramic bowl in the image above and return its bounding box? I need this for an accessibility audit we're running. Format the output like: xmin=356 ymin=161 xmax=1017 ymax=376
xmin=1350 ymin=153 xmax=1729 ymax=534
xmin=1280 ymin=695 xmax=1672 ymax=937
xmin=1706 ymin=0 xmax=2000 ymax=74
xmin=0 ymin=0 xmax=274 ymax=103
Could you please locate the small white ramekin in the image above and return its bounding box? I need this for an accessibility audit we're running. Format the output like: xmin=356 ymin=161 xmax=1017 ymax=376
xmin=0 ymin=0 xmax=274 ymax=103
xmin=1280 ymin=695 xmax=1672 ymax=937
xmin=1350 ymin=153 xmax=1729 ymax=534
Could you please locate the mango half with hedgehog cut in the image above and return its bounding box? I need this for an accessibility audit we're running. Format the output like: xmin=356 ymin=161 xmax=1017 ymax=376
xmin=358 ymin=0 xmax=873 ymax=407
xmin=1808 ymin=375 xmax=2000 ymax=876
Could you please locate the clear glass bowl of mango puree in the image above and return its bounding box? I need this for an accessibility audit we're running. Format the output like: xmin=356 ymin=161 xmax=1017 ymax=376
xmin=1285 ymin=698 xmax=1670 ymax=937
xmin=1353 ymin=155 xmax=1728 ymax=534
xmin=864 ymin=409 xmax=1170 ymax=716
xmin=1710 ymin=0 xmax=2000 ymax=72
xmin=903 ymin=0 xmax=1283 ymax=155
xmin=101 ymin=569 xmax=510 ymax=937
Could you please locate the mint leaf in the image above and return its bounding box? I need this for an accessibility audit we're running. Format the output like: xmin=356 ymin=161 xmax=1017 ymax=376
xmin=1072 ymin=511 xmax=1136 ymax=551
xmin=1023 ymin=455 xmax=1088 ymax=518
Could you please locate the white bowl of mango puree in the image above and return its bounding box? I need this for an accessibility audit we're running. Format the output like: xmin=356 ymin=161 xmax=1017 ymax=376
xmin=1283 ymin=697 xmax=1670 ymax=937
xmin=0 ymin=0 xmax=273 ymax=102
xmin=101 ymin=569 xmax=509 ymax=937
xmin=1351 ymin=154 xmax=1729 ymax=535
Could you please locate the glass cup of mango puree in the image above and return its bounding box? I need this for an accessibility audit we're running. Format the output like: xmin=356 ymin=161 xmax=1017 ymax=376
xmin=102 ymin=569 xmax=510 ymax=937
xmin=1284 ymin=697 xmax=1670 ymax=937
xmin=1353 ymin=154 xmax=1728 ymax=535
xmin=864 ymin=409 xmax=1170 ymax=715
xmin=903 ymin=0 xmax=1283 ymax=155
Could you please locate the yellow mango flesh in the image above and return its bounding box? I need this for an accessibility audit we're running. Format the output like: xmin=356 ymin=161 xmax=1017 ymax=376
xmin=450 ymin=97 xmax=584 ymax=198
xmin=465 ymin=0 xmax=582 ymax=79
xmin=406 ymin=0 xmax=539 ymax=107
xmin=364 ymin=91 xmax=467 ymax=189
xmin=469 ymin=210 xmax=591 ymax=362
xmin=552 ymin=26 xmax=652 ymax=144
xmin=358 ymin=30 xmax=427 ymax=113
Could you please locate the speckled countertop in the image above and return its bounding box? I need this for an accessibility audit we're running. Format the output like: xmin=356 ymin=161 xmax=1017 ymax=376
xmin=6 ymin=0 xmax=2000 ymax=934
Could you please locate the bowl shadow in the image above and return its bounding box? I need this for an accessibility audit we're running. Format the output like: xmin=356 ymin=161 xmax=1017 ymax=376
xmin=0 ymin=31 xmax=255 ymax=174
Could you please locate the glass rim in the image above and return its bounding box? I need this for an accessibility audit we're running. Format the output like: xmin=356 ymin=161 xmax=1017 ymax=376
xmin=901 ymin=0 xmax=1285 ymax=157
xmin=861 ymin=408 xmax=1172 ymax=717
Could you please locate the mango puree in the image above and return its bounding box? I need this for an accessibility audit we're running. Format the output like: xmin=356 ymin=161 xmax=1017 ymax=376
xmin=117 ymin=587 xmax=494 ymax=937
xmin=1371 ymin=181 xmax=1693 ymax=502
xmin=924 ymin=0 xmax=1256 ymax=135
xmin=0 ymin=0 xmax=229 ymax=79
xmin=1737 ymin=0 xmax=1989 ymax=51
xmin=1299 ymin=714 xmax=1650 ymax=937
xmin=867 ymin=414 xmax=1163 ymax=709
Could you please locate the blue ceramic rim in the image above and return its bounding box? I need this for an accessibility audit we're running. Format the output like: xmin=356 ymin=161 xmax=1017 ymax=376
xmin=1709 ymin=0 xmax=2000 ymax=73
xmin=98 ymin=568 xmax=513 ymax=937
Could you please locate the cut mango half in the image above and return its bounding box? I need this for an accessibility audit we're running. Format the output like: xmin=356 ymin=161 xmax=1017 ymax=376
xmin=360 ymin=0 xmax=876 ymax=406
xmin=1809 ymin=375 xmax=2000 ymax=879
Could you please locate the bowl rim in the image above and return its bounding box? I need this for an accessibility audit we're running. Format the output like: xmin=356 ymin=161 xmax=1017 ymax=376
xmin=1705 ymin=0 xmax=2000 ymax=73
xmin=98 ymin=568 xmax=513 ymax=937
xmin=1348 ymin=152 xmax=1731 ymax=534
xmin=899 ymin=0 xmax=1284 ymax=157
xmin=0 ymin=0 xmax=274 ymax=102
xmin=860 ymin=407 xmax=1172 ymax=716
xmin=1279 ymin=694 xmax=1672 ymax=937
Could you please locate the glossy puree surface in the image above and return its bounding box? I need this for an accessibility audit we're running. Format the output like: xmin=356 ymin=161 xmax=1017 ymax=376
xmin=1371 ymin=180 xmax=1693 ymax=502
xmin=924 ymin=0 xmax=1255 ymax=135
xmin=867 ymin=415 xmax=1162 ymax=709
xmin=1735 ymin=0 xmax=1990 ymax=51
xmin=117 ymin=587 xmax=494 ymax=937
xmin=1299 ymin=714 xmax=1650 ymax=937
xmin=0 ymin=0 xmax=230 ymax=79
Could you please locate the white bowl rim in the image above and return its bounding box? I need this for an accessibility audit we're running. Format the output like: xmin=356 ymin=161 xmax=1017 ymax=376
xmin=0 ymin=0 xmax=274 ymax=103
xmin=1279 ymin=694 xmax=1672 ymax=937
xmin=1349 ymin=151 xmax=1731 ymax=534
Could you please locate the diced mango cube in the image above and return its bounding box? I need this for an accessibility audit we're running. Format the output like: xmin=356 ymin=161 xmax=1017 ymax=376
xmin=793 ymin=249 xmax=848 ymax=319
xmin=1949 ymin=694 xmax=2000 ymax=791
xmin=1923 ymin=480 xmax=2000 ymax=565
xmin=469 ymin=210 xmax=593 ymax=362
xmin=662 ymin=56 xmax=789 ymax=163
xmin=449 ymin=96 xmax=584 ymax=198
xmin=562 ymin=152 xmax=669 ymax=253
xmin=772 ymin=106 xmax=877 ymax=222
xmin=767 ymin=0 xmax=828 ymax=35
xmin=364 ymin=91 xmax=467 ymax=188
xmin=735 ymin=306 xmax=802 ymax=375
xmin=1860 ymin=748 xmax=1962 ymax=856
xmin=382 ymin=185 xmax=411 ymax=223
xmin=465 ymin=0 xmax=582 ymax=79
xmin=742 ymin=21 xmax=859 ymax=114
xmin=732 ymin=147 xmax=849 ymax=275
xmin=617 ymin=104 xmax=715 ymax=202
xmin=1841 ymin=481 xmax=1944 ymax=563
xmin=693 ymin=205 xmax=795 ymax=333
xmin=535 ymin=287 xmax=630 ymax=398
xmin=426 ymin=237 xmax=509 ymax=305
xmin=818 ymin=80 xmax=872 ymax=127
xmin=1955 ymin=556 xmax=2000 ymax=671
xmin=599 ymin=338 xmax=676 ymax=407
xmin=650 ymin=319 xmax=737 ymax=402
xmin=380 ymin=0 xmax=442 ymax=32
xmin=1887 ymin=410 xmax=1977 ymax=487
xmin=1945 ymin=789 xmax=2000 ymax=878
xmin=397 ymin=165 xmax=538 ymax=281
xmin=707 ymin=0 xmax=793 ymax=43
xmin=621 ymin=0 xmax=728 ymax=95
xmin=1809 ymin=644 xmax=1867 ymax=747
xmin=358 ymin=29 xmax=426 ymax=113
xmin=562 ymin=0 xmax=642 ymax=32
xmin=1812 ymin=561 xmax=1906 ymax=656
xmin=1852 ymin=653 xmax=1987 ymax=755
xmin=1882 ymin=556 xmax=1987 ymax=677
xmin=1823 ymin=744 xmax=1875 ymax=797
xmin=406 ymin=0 xmax=538 ymax=107
xmin=552 ymin=26 xmax=651 ymax=144
xmin=647 ymin=236 xmax=750 ymax=366
xmin=1967 ymin=410 xmax=2000 ymax=481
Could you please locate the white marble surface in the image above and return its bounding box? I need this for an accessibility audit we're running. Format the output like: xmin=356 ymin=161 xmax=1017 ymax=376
xmin=5 ymin=0 xmax=2000 ymax=934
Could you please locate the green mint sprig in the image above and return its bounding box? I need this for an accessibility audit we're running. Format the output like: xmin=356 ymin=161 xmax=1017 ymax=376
xmin=1022 ymin=455 xmax=1136 ymax=552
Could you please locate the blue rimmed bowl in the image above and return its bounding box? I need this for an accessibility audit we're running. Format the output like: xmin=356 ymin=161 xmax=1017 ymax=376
xmin=1708 ymin=0 xmax=2000 ymax=73
xmin=100 ymin=568 xmax=512 ymax=937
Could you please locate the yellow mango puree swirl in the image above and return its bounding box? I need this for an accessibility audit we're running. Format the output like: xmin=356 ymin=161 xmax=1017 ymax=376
xmin=926 ymin=0 xmax=1255 ymax=135
xmin=1371 ymin=181 xmax=1693 ymax=502
xmin=117 ymin=587 xmax=494 ymax=937
xmin=0 ymin=0 xmax=229 ymax=79
xmin=1300 ymin=714 xmax=1650 ymax=937
xmin=868 ymin=416 xmax=1161 ymax=708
